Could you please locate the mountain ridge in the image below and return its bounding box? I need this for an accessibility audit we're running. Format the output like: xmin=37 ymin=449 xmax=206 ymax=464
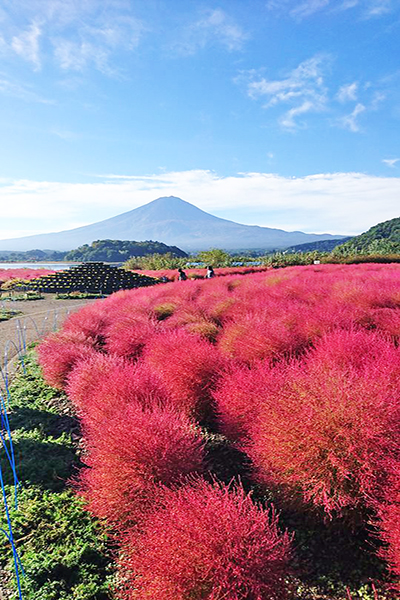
xmin=0 ymin=196 xmax=344 ymax=252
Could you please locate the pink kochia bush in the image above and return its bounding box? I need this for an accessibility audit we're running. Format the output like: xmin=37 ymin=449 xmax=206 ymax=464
xmin=117 ymin=479 xmax=293 ymax=600
xmin=66 ymin=353 xmax=170 ymax=424
xmin=244 ymin=329 xmax=400 ymax=517
xmin=76 ymin=404 xmax=205 ymax=531
xmin=374 ymin=471 xmax=400 ymax=591
xmin=0 ymin=268 xmax=55 ymax=283
xmin=37 ymin=331 xmax=96 ymax=389
xmin=143 ymin=329 xmax=227 ymax=420
xmin=36 ymin=263 xmax=400 ymax=590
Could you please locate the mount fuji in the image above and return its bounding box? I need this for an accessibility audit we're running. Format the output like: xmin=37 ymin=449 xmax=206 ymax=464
xmin=0 ymin=196 xmax=344 ymax=252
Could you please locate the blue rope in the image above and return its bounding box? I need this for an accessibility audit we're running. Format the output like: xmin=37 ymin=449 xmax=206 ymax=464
xmin=0 ymin=466 xmax=24 ymax=598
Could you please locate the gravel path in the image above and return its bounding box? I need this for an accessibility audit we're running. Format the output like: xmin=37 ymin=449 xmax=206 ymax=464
xmin=0 ymin=295 xmax=98 ymax=383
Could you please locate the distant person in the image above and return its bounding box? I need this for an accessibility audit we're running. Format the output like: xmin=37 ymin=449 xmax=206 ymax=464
xmin=178 ymin=268 xmax=187 ymax=281
xmin=206 ymin=266 xmax=215 ymax=278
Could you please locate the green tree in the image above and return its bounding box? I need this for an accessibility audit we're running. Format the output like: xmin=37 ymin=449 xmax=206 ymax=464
xmin=195 ymin=249 xmax=233 ymax=268
xmin=124 ymin=252 xmax=187 ymax=271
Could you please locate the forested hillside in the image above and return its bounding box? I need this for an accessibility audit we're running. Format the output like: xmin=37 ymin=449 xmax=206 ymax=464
xmin=334 ymin=217 xmax=400 ymax=255
xmin=64 ymin=239 xmax=187 ymax=262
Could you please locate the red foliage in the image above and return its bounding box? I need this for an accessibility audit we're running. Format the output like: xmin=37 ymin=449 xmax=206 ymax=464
xmin=62 ymin=303 xmax=111 ymax=349
xmin=375 ymin=470 xmax=400 ymax=591
xmin=67 ymin=354 xmax=171 ymax=437
xmin=245 ymin=329 xmax=400 ymax=517
xmin=104 ymin=313 xmax=157 ymax=359
xmin=218 ymin=308 xmax=308 ymax=364
xmin=143 ymin=329 xmax=226 ymax=420
xmin=0 ymin=268 xmax=55 ymax=283
xmin=116 ymin=479 xmax=293 ymax=600
xmin=37 ymin=331 xmax=97 ymax=389
xmin=76 ymin=405 xmax=205 ymax=530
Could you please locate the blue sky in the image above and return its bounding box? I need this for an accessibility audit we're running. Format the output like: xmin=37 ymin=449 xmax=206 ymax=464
xmin=0 ymin=0 xmax=399 ymax=241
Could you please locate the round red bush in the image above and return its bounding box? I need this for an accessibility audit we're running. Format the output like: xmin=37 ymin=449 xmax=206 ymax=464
xmin=117 ymin=479 xmax=293 ymax=600
xmin=76 ymin=404 xmax=205 ymax=531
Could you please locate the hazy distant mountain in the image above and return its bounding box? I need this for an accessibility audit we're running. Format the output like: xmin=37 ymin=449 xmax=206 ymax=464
xmin=285 ymin=237 xmax=353 ymax=253
xmin=0 ymin=196 xmax=344 ymax=252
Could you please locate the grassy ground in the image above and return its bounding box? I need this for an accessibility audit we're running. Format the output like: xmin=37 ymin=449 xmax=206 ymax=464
xmin=0 ymin=351 xmax=114 ymax=599
xmin=0 ymin=351 xmax=396 ymax=599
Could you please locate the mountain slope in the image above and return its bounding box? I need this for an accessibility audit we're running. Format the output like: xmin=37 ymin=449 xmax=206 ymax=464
xmin=0 ymin=196 xmax=344 ymax=252
xmin=333 ymin=217 xmax=400 ymax=255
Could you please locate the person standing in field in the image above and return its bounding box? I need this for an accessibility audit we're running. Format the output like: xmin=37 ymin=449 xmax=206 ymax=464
xmin=178 ymin=268 xmax=187 ymax=281
xmin=206 ymin=266 xmax=215 ymax=278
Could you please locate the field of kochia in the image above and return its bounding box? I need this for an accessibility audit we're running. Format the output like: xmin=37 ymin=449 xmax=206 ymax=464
xmin=37 ymin=263 xmax=400 ymax=599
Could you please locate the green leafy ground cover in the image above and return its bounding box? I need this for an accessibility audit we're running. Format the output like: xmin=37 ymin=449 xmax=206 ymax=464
xmin=55 ymin=292 xmax=104 ymax=300
xmin=0 ymin=293 xmax=43 ymax=302
xmin=0 ymin=309 xmax=22 ymax=322
xmin=0 ymin=351 xmax=114 ymax=599
xmin=0 ymin=351 xmax=395 ymax=599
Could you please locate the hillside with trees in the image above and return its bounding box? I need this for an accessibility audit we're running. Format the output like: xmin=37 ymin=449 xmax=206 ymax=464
xmin=333 ymin=217 xmax=400 ymax=255
xmin=64 ymin=239 xmax=187 ymax=262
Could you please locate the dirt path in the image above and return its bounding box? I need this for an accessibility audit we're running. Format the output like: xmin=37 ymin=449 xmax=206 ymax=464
xmin=0 ymin=295 xmax=98 ymax=382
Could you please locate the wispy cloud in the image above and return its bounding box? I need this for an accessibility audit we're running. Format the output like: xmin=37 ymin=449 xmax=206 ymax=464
xmin=0 ymin=75 xmax=53 ymax=103
xmin=1 ymin=3 xmax=146 ymax=76
xmin=366 ymin=0 xmax=393 ymax=17
xmin=0 ymin=170 xmax=399 ymax=239
xmin=290 ymin=0 xmax=330 ymax=20
xmin=382 ymin=158 xmax=400 ymax=167
xmin=11 ymin=22 xmax=42 ymax=70
xmin=267 ymin=0 xmax=395 ymax=19
xmin=243 ymin=54 xmax=330 ymax=130
xmin=339 ymin=103 xmax=366 ymax=131
xmin=172 ymin=9 xmax=247 ymax=55
xmin=337 ymin=82 xmax=358 ymax=102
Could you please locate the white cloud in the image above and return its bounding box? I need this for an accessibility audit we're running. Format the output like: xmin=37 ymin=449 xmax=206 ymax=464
xmin=11 ymin=22 xmax=42 ymax=69
xmin=337 ymin=1 xmax=360 ymax=9
xmin=244 ymin=54 xmax=330 ymax=129
xmin=279 ymin=101 xmax=315 ymax=129
xmin=382 ymin=158 xmax=399 ymax=167
xmin=266 ymin=0 xmax=395 ymax=18
xmin=290 ymin=0 xmax=330 ymax=19
xmin=339 ymin=103 xmax=366 ymax=132
xmin=0 ymin=76 xmax=53 ymax=103
xmin=172 ymin=8 xmax=247 ymax=55
xmin=337 ymin=82 xmax=358 ymax=102
xmin=366 ymin=0 xmax=393 ymax=17
xmin=1 ymin=3 xmax=145 ymax=76
xmin=0 ymin=170 xmax=399 ymax=239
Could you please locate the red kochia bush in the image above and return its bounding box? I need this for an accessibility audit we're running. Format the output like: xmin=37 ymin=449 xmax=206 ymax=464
xmin=117 ymin=479 xmax=292 ymax=600
xmin=246 ymin=329 xmax=400 ymax=517
xmin=376 ymin=470 xmax=400 ymax=591
xmin=38 ymin=331 xmax=97 ymax=389
xmin=77 ymin=404 xmax=205 ymax=531
xmin=218 ymin=309 xmax=308 ymax=364
xmin=62 ymin=303 xmax=111 ymax=349
xmin=104 ymin=313 xmax=157 ymax=360
xmin=143 ymin=329 xmax=226 ymax=420
xmin=67 ymin=354 xmax=171 ymax=436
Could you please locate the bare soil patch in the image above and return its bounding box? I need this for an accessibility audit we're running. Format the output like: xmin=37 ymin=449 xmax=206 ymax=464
xmin=0 ymin=294 xmax=98 ymax=377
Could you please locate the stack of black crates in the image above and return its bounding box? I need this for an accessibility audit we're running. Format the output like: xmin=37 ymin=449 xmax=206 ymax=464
xmin=27 ymin=262 xmax=158 ymax=295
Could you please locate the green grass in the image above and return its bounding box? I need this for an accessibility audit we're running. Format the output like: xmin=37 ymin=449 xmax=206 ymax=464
xmin=0 ymin=308 xmax=22 ymax=321
xmin=0 ymin=292 xmax=43 ymax=301
xmin=0 ymin=351 xmax=114 ymax=599
xmin=55 ymin=292 xmax=104 ymax=300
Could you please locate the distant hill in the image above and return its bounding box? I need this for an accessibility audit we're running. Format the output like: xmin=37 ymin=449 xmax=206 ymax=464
xmin=333 ymin=217 xmax=400 ymax=255
xmin=285 ymin=237 xmax=353 ymax=253
xmin=0 ymin=196 xmax=344 ymax=253
xmin=64 ymin=239 xmax=187 ymax=262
